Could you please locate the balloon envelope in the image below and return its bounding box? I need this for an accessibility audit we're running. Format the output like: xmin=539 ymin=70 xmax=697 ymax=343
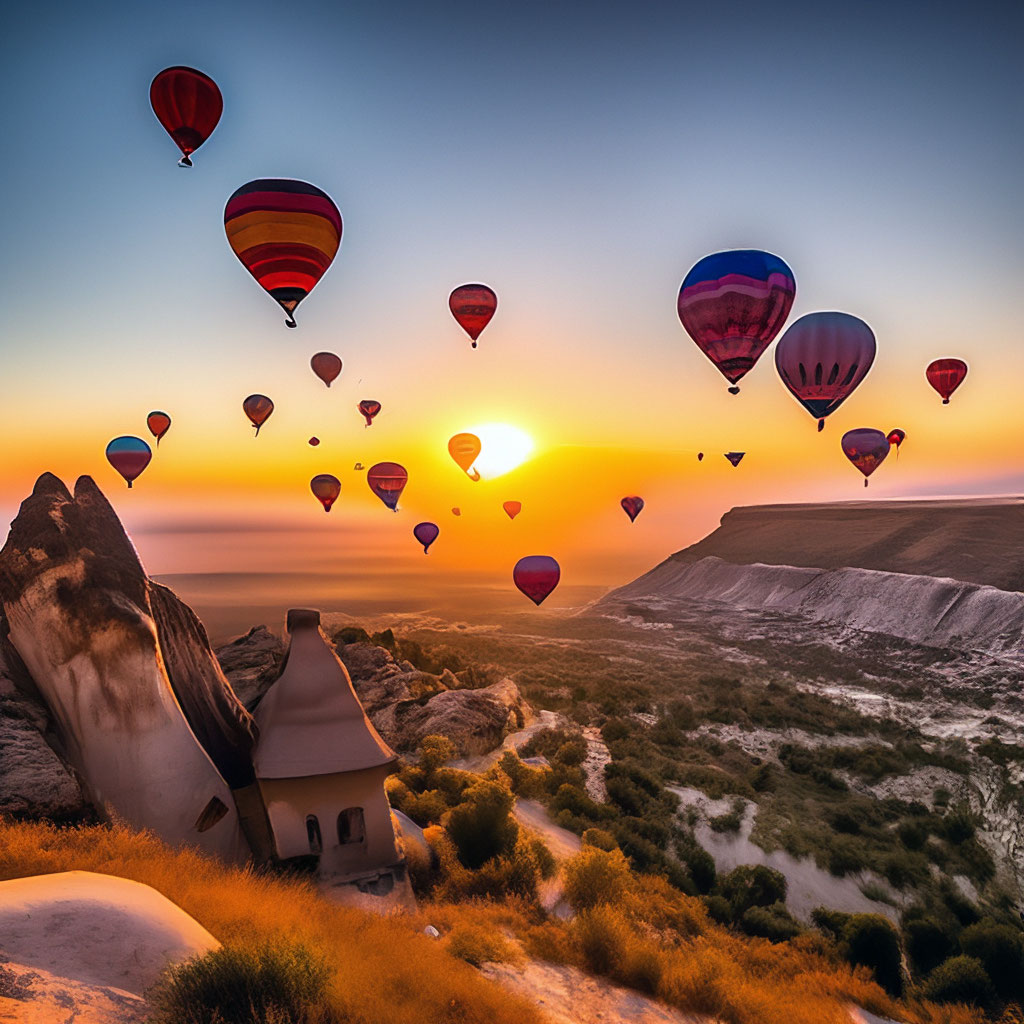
xmin=310 ymin=474 xmax=341 ymax=512
xmin=697 ymin=452 xmax=704 ymax=462
xmin=886 ymin=428 xmax=906 ymax=448
xmin=841 ymin=428 xmax=889 ymax=486
xmin=147 ymin=411 xmax=171 ymax=445
xmin=724 ymin=452 xmax=745 ymax=467
xmin=310 ymin=352 xmax=342 ymax=387
xmin=106 ymin=436 xmax=152 ymax=488
xmin=150 ymin=66 xmax=222 ymax=166
xmin=678 ymin=250 xmax=795 ymax=391
xmin=413 ymin=522 xmax=439 ymax=553
xmin=224 ymin=179 xmax=342 ymax=327
xmin=451 ymin=507 xmax=461 ymax=516
xmin=358 ymin=400 xmax=381 ymax=427
xmin=309 ymin=437 xmax=320 ymax=446
xmin=503 ymin=500 xmax=522 ymax=520
xmin=243 ymin=394 xmax=274 ymax=435
xmin=621 ymin=496 xmax=644 ymax=522
xmin=775 ymin=312 xmax=875 ymax=429
xmin=367 ymin=462 xmax=407 ymax=511
xmin=513 ymin=555 xmax=560 ymax=606
xmin=449 ymin=284 xmax=497 ymax=347
xmin=449 ymin=433 xmax=482 ymax=480
xmin=926 ymin=358 xmax=968 ymax=404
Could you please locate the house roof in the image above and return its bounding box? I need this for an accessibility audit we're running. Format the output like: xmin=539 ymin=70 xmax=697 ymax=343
xmin=253 ymin=609 xmax=396 ymax=778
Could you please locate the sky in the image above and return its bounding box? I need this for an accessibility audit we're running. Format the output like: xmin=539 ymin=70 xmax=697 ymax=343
xmin=1 ymin=0 xmax=1022 ymax=625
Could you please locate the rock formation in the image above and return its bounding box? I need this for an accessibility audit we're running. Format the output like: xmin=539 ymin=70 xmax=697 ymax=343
xmin=214 ymin=625 xmax=285 ymax=709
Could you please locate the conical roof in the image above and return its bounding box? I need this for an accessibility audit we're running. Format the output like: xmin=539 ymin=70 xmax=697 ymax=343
xmin=254 ymin=609 xmax=395 ymax=778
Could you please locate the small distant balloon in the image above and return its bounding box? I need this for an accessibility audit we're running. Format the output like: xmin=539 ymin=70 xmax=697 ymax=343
xmin=724 ymin=452 xmax=745 ymax=467
xmin=150 ymin=66 xmax=222 ymax=167
xmin=358 ymin=400 xmax=381 ymax=427
xmin=310 ymin=352 xmax=342 ymax=387
xmin=243 ymin=394 xmax=274 ymax=436
xmin=309 ymin=437 xmax=320 ymax=446
xmin=621 ymin=496 xmax=644 ymax=522
xmin=841 ymin=428 xmax=889 ymax=487
xmin=926 ymin=358 xmax=968 ymax=404
xmin=354 ymin=462 xmax=364 ymax=470
xmin=106 ymin=436 xmax=152 ymax=489
xmin=448 ymin=433 xmax=482 ymax=481
xmin=451 ymin=507 xmax=462 ymax=516
xmin=503 ymin=500 xmax=522 ymax=520
xmin=413 ymin=522 xmax=439 ymax=553
xmin=147 ymin=411 xmax=171 ymax=446
xmin=367 ymin=462 xmax=407 ymax=511
xmin=310 ymin=474 xmax=341 ymax=512
xmin=886 ymin=428 xmax=906 ymax=458
xmin=513 ymin=555 xmax=561 ymax=606
xmin=697 ymin=452 xmax=704 ymax=462
xmin=449 ymin=284 xmax=497 ymax=348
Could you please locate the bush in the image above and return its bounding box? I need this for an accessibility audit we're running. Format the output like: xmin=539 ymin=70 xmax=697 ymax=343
xmin=562 ymin=847 xmax=632 ymax=912
xmin=904 ymin=916 xmax=954 ymax=977
xmin=703 ymin=894 xmax=732 ymax=925
xmin=923 ymin=955 xmax=997 ymax=1013
xmin=841 ymin=914 xmax=903 ymax=997
xmin=555 ymin=739 xmax=587 ymax=767
xmin=959 ymin=920 xmax=1024 ymax=1002
xmin=446 ymin=924 xmax=518 ymax=967
xmin=418 ymin=735 xmax=457 ymax=780
xmin=445 ymin=780 xmax=518 ymax=869
xmin=739 ymin=903 xmax=802 ymax=943
xmin=582 ymin=828 xmax=618 ymax=851
xmin=897 ymin=820 xmax=927 ymax=850
xmin=677 ymin=844 xmax=716 ymax=894
xmin=943 ymin=811 xmax=976 ymax=844
xmin=811 ymin=907 xmax=851 ymax=941
xmin=717 ymin=866 xmax=787 ymax=917
xmin=147 ymin=942 xmax=332 ymax=1024
xmin=528 ymin=837 xmax=557 ymax=880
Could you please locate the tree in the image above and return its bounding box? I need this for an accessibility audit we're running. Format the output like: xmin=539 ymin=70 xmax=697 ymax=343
xmin=842 ymin=914 xmax=904 ymax=997
xmin=904 ymin=916 xmax=954 ymax=977
xmin=445 ymin=780 xmax=518 ymax=869
xmin=959 ymin=920 xmax=1024 ymax=1003
xmin=923 ymin=956 xmax=997 ymax=1014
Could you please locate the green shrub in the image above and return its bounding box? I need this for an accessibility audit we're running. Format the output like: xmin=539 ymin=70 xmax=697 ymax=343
xmin=811 ymin=907 xmax=851 ymax=941
xmin=943 ymin=811 xmax=976 ymax=844
xmin=897 ymin=820 xmax=927 ymax=850
xmin=445 ymin=780 xmax=518 ymax=869
xmin=904 ymin=916 xmax=954 ymax=977
xmin=582 ymin=828 xmax=618 ymax=851
xmin=147 ymin=942 xmax=332 ymax=1024
xmin=528 ymin=837 xmax=557 ymax=880
xmin=703 ymin=894 xmax=732 ymax=925
xmin=922 ymin=955 xmax=997 ymax=1013
xmin=959 ymin=920 xmax=1024 ymax=1002
xmin=739 ymin=903 xmax=802 ymax=943
xmin=554 ymin=739 xmax=587 ymax=767
xmin=717 ymin=865 xmax=787 ymax=917
xmin=841 ymin=914 xmax=903 ymax=997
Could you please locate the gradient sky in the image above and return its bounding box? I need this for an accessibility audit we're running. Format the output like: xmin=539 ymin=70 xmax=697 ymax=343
xmin=1 ymin=0 xmax=1022 ymax=619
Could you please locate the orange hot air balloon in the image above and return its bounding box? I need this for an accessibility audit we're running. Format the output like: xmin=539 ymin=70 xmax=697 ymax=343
xmin=147 ymin=411 xmax=171 ymax=446
xmin=503 ymin=501 xmax=522 ymax=520
xmin=310 ymin=474 xmax=341 ymax=512
xmin=310 ymin=352 xmax=342 ymax=387
xmin=449 ymin=284 xmax=497 ymax=348
xmin=448 ymin=433 xmax=482 ymax=480
xmin=243 ymin=394 xmax=274 ymax=436
xmin=105 ymin=436 xmax=152 ymax=489
xmin=358 ymin=400 xmax=381 ymax=427
xmin=451 ymin=507 xmax=462 ymax=516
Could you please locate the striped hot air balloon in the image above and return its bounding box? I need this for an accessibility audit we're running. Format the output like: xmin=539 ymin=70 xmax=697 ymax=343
xmin=224 ymin=179 xmax=342 ymax=328
xmin=150 ymin=66 xmax=222 ymax=167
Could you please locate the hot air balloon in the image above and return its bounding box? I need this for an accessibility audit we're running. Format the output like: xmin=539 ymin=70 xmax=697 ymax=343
xmin=841 ymin=428 xmax=889 ymax=487
xmin=224 ymin=179 xmax=342 ymax=328
xmin=309 ymin=437 xmax=320 ymax=446
xmin=621 ymin=496 xmax=644 ymax=522
xmin=886 ymin=428 xmax=906 ymax=458
xmin=503 ymin=500 xmax=522 ymax=520
xmin=147 ymin=411 xmax=171 ymax=446
xmin=358 ymin=400 xmax=381 ymax=427
xmin=448 ymin=433 xmax=482 ymax=480
xmin=106 ymin=436 xmax=152 ymax=489
xmin=724 ymin=452 xmax=745 ymax=467
xmin=449 ymin=284 xmax=497 ymax=349
xmin=242 ymin=394 xmax=274 ymax=436
xmin=513 ymin=555 xmax=560 ymax=606
xmin=451 ymin=507 xmax=461 ymax=516
xmin=775 ymin=312 xmax=876 ymax=430
xmin=310 ymin=474 xmax=341 ymax=512
xmin=697 ymin=452 xmax=704 ymax=462
xmin=367 ymin=462 xmax=407 ymax=511
xmin=678 ymin=250 xmax=795 ymax=393
xmin=926 ymin=358 xmax=968 ymax=404
xmin=310 ymin=352 xmax=342 ymax=387
xmin=150 ymin=66 xmax=222 ymax=167
xmin=414 ymin=522 xmax=439 ymax=553
xmin=354 ymin=462 xmax=364 ymax=470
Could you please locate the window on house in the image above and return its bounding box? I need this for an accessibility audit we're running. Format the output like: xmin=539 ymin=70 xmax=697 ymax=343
xmin=338 ymin=808 xmax=366 ymax=845
xmin=306 ymin=814 xmax=322 ymax=854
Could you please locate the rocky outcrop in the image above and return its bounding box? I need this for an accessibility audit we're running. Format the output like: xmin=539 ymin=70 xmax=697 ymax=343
xmin=0 ymin=474 xmax=256 ymax=860
xmin=215 ymin=625 xmax=285 ymax=709
xmin=340 ymin=641 xmax=451 ymax=714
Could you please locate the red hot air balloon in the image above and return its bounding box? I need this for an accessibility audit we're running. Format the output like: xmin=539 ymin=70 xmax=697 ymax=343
xmin=358 ymin=400 xmax=381 ymax=427
xmin=697 ymin=452 xmax=704 ymax=462
xmin=106 ymin=436 xmax=152 ymax=489
xmin=414 ymin=522 xmax=439 ymax=553
xmin=147 ymin=411 xmax=171 ymax=446
xmin=841 ymin=428 xmax=889 ymax=487
xmin=621 ymin=496 xmax=644 ymax=522
xmin=724 ymin=452 xmax=745 ymax=467
xmin=775 ymin=312 xmax=876 ymax=430
xmin=449 ymin=284 xmax=497 ymax=348
xmin=309 ymin=437 xmax=320 ymax=446
xmin=451 ymin=507 xmax=462 ymax=516
xmin=886 ymin=428 xmax=906 ymax=458
xmin=310 ymin=474 xmax=341 ymax=512
xmin=150 ymin=66 xmax=222 ymax=167
xmin=926 ymin=358 xmax=968 ymax=404
xmin=224 ymin=179 xmax=342 ymax=328
xmin=243 ymin=394 xmax=274 ymax=436
xmin=310 ymin=352 xmax=342 ymax=387
xmin=678 ymin=250 xmax=796 ymax=393
xmin=367 ymin=462 xmax=407 ymax=511
xmin=503 ymin=501 xmax=522 ymax=520
xmin=513 ymin=555 xmax=560 ymax=606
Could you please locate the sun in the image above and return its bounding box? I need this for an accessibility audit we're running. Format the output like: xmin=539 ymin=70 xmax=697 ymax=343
xmin=465 ymin=423 xmax=535 ymax=479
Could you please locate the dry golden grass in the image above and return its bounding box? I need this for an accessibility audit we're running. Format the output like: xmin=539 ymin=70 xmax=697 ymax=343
xmin=0 ymin=819 xmax=543 ymax=1024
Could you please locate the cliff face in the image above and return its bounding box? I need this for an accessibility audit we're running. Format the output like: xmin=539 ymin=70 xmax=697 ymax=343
xmin=657 ymin=498 xmax=1024 ymax=592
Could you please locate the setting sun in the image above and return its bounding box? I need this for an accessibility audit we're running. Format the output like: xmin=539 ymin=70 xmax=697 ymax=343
xmin=464 ymin=423 xmax=535 ymax=479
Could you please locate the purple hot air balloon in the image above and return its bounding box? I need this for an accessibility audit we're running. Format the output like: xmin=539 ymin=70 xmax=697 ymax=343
xmin=724 ymin=452 xmax=745 ymax=467
xmin=106 ymin=436 xmax=152 ymax=488
xmin=775 ymin=312 xmax=876 ymax=430
xmin=841 ymin=428 xmax=890 ymax=487
xmin=413 ymin=521 xmax=439 ymax=553
xmin=367 ymin=462 xmax=407 ymax=511
xmin=513 ymin=555 xmax=560 ymax=606
xmin=621 ymin=496 xmax=644 ymax=522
